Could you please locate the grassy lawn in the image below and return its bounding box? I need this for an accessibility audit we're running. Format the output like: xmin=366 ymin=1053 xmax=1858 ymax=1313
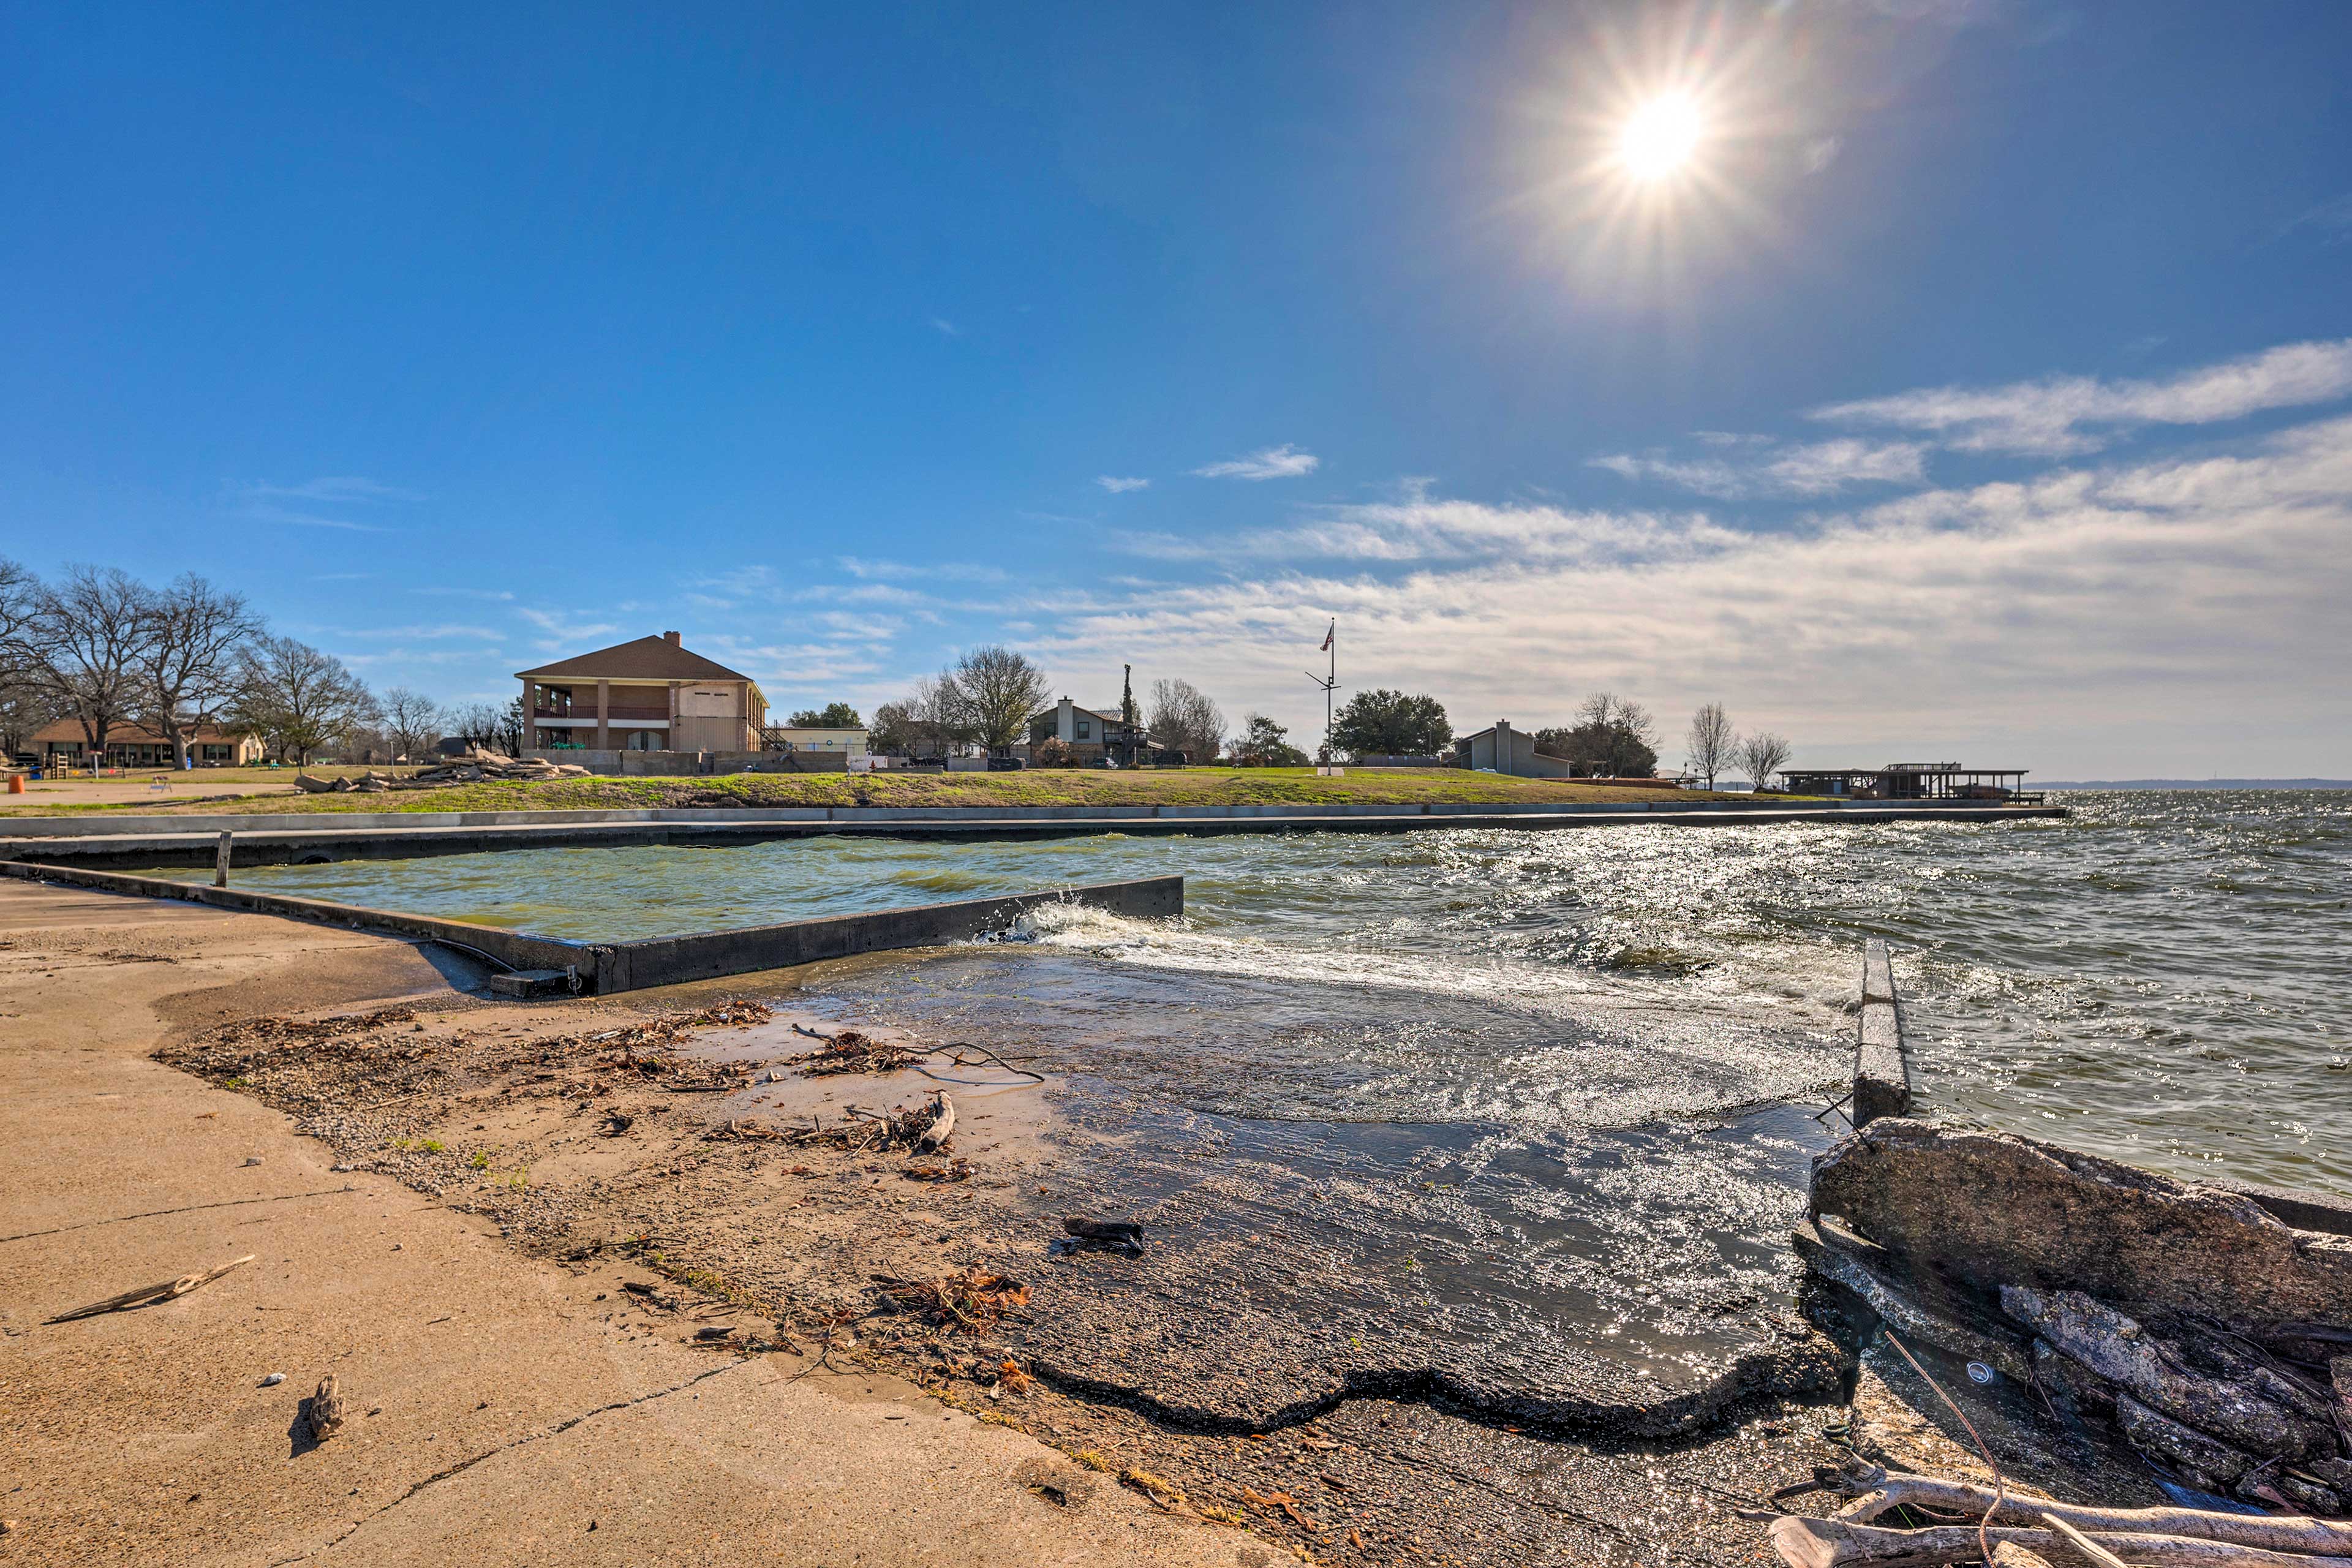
xmin=2 ymin=766 xmax=1746 ymax=816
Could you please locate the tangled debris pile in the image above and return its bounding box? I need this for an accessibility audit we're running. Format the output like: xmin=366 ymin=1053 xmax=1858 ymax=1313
xmin=1771 ymin=1463 xmax=2352 ymax=1568
xmin=1795 ymin=1118 xmax=2352 ymax=1544
xmin=783 ymin=1027 xmax=924 ymax=1077
xmin=292 ymin=749 xmax=594 ymax=794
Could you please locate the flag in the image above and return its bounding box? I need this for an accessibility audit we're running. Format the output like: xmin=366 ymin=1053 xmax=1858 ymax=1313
xmin=1320 ymin=620 xmax=1334 ymax=652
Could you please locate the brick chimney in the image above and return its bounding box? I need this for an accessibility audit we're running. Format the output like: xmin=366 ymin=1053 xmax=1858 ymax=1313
xmin=663 ymin=630 xmax=680 ymax=646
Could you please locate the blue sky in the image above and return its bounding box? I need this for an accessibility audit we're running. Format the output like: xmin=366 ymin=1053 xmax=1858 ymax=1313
xmin=6 ymin=1 xmax=2351 ymax=775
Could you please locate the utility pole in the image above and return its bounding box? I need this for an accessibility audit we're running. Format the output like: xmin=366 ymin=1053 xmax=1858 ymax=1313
xmin=1303 ymin=619 xmax=1338 ymax=758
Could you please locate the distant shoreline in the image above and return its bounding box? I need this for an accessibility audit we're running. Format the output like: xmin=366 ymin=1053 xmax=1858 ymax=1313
xmin=2040 ymin=778 xmax=2352 ymax=790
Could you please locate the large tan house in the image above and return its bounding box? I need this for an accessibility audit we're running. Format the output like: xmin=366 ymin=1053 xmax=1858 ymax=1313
xmin=518 ymin=633 xmax=767 ymax=753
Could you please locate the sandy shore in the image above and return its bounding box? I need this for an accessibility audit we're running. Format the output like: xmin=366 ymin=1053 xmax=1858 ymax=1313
xmin=1 ymin=879 xmax=1848 ymax=1566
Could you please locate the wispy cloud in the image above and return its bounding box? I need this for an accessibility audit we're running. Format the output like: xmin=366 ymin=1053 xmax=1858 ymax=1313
xmin=1193 ymin=443 xmax=1321 ymax=481
xmin=517 ymin=607 xmax=622 ymax=650
xmin=2279 ymin=194 xmax=2352 ymax=246
xmin=252 ymin=511 xmax=393 ymax=533
xmin=415 ymin=587 xmax=516 ymax=602
xmin=239 ymin=476 xmax=425 ymax=503
xmin=1096 ymin=475 xmax=1151 ymax=494
xmin=336 ymin=624 xmax=503 ymax=641
xmin=930 ymin=317 xmax=962 ymax=337
xmin=1811 ymin=337 xmax=2352 ymax=456
xmin=835 ymin=557 xmax=1009 ymax=584
xmin=1591 ymin=437 xmax=1926 ymax=499
xmin=1803 ymin=136 xmax=1842 ymax=175
xmin=230 ymin=474 xmax=420 ymax=533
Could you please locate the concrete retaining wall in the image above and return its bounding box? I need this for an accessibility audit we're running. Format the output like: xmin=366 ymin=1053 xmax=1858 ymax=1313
xmin=1852 ymin=938 xmax=1912 ymax=1126
xmin=0 ymin=860 xmax=1180 ymax=997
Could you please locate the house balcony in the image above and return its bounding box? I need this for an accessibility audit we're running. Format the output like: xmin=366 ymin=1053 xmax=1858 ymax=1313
xmin=533 ymin=705 xmax=672 ymax=722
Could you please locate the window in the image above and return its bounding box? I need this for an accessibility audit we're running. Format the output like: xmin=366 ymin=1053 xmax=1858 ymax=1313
xmin=1076 ymin=719 xmax=1091 ymax=739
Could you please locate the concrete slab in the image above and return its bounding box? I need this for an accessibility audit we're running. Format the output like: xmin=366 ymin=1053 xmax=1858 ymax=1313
xmin=0 ymin=881 xmax=1242 ymax=1568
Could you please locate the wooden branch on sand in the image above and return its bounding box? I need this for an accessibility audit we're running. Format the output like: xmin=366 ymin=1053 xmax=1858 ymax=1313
xmin=916 ymin=1093 xmax=955 ymax=1154
xmin=1770 ymin=1517 xmax=2352 ymax=1568
xmin=307 ymin=1374 xmax=347 ymax=1443
xmin=45 ymin=1255 xmax=255 ymax=1323
xmin=1833 ymin=1468 xmax=2352 ymax=1556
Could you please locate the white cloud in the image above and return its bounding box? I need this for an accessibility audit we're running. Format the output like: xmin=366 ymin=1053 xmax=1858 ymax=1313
xmin=835 ymin=557 xmax=1008 ymax=584
xmin=516 ymin=607 xmax=622 ymax=650
xmin=1589 ymin=438 xmax=1927 ymax=499
xmin=415 ymin=587 xmax=516 ymax=601
xmin=1048 ymin=413 xmax=2352 ymax=774
xmin=930 ymin=317 xmax=962 ymax=337
xmin=1803 ymin=136 xmax=1842 ymax=175
xmin=1193 ymin=443 xmax=1321 ymax=481
xmin=1096 ymin=475 xmax=1152 ymax=493
xmin=1812 ymin=337 xmax=2352 ymax=456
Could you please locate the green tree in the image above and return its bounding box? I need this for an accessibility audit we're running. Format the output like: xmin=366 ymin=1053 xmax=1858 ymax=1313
xmin=1327 ymin=689 xmax=1451 ymax=760
xmin=789 ymin=701 xmax=864 ymax=728
xmin=1231 ymin=712 xmax=1308 ymax=767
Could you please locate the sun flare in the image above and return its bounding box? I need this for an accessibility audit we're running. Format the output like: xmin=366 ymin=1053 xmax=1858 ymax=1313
xmin=1617 ymin=93 xmax=1703 ymax=181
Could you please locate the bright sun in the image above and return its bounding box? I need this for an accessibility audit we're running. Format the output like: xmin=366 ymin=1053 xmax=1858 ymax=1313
xmin=1617 ymin=93 xmax=1703 ymax=181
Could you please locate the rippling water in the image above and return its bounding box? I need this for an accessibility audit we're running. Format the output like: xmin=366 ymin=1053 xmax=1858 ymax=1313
xmin=190 ymin=789 xmax=2352 ymax=1198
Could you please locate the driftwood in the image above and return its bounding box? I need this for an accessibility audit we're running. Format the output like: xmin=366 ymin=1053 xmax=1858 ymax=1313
xmin=2040 ymin=1512 xmax=2133 ymax=1568
xmin=1771 ymin=1516 xmax=2352 ymax=1568
xmin=307 ymin=1374 xmax=347 ymax=1443
xmin=45 ymin=1254 xmax=255 ymax=1322
xmin=1063 ymin=1216 xmax=1146 ymax=1253
xmin=1988 ymin=1547 xmax=2054 ymax=1568
xmin=916 ymin=1093 xmax=955 ymax=1153
xmin=2003 ymin=1287 xmax=2337 ymax=1461
xmin=1833 ymin=1468 xmax=2352 ymax=1555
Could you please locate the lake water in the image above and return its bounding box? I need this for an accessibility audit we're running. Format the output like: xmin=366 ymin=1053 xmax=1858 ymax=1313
xmin=189 ymin=790 xmax=2352 ymax=1197
xmin=170 ymin=791 xmax=2351 ymax=1401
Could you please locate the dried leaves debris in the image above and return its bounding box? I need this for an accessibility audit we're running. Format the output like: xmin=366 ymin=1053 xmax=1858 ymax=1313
xmin=874 ymin=1268 xmax=1031 ymax=1332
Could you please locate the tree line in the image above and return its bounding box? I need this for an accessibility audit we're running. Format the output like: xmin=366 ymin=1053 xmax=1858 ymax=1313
xmin=0 ymin=557 xmax=507 ymax=767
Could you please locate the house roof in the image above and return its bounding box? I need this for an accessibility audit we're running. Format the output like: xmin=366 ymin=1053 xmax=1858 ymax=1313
xmin=516 ymin=636 xmax=751 ymax=683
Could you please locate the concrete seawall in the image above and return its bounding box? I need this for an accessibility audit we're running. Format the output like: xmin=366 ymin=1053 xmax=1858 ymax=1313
xmin=0 ymin=860 xmax=1182 ymax=995
xmin=1852 ymin=938 xmax=1912 ymax=1126
xmin=0 ymin=799 xmax=2067 ymax=870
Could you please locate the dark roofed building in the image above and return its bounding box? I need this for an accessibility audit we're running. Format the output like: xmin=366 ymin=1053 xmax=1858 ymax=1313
xmin=517 ymin=632 xmax=767 ymax=753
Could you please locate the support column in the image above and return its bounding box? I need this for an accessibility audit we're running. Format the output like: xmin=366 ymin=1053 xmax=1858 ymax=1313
xmin=596 ymin=679 xmax=610 ymax=750
xmin=520 ymin=679 xmax=535 ymax=752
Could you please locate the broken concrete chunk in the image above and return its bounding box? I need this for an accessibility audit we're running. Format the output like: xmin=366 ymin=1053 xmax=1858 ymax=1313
xmin=2002 ymin=1287 xmax=2334 ymax=1461
xmin=1811 ymin=1121 xmax=2352 ymax=1327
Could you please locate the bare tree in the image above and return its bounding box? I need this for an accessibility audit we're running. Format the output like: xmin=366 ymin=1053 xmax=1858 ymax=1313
xmin=1738 ymin=730 xmax=1792 ymax=793
xmin=1147 ymin=677 xmax=1226 ymax=764
xmin=380 ymin=687 xmax=443 ymax=760
xmin=951 ymin=646 xmax=1049 ymax=752
xmin=1685 ymin=701 xmax=1734 ymax=791
xmin=23 ymin=565 xmax=156 ymax=769
xmin=135 ymin=574 xmax=261 ymax=767
xmin=228 ymin=635 xmax=379 ymax=765
xmin=0 ymin=557 xmax=35 ymax=654
xmin=1537 ymin=693 xmax=1659 ymax=777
